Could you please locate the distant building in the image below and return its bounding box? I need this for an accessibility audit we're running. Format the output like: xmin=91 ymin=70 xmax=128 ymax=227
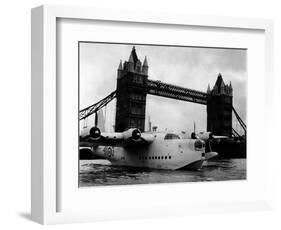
xmin=97 ymin=109 xmax=105 ymax=132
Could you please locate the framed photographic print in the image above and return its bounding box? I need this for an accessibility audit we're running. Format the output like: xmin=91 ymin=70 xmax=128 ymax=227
xmin=31 ymin=5 xmax=274 ymax=224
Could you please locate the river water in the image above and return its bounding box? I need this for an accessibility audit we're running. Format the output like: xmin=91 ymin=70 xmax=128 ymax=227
xmin=79 ymin=158 xmax=246 ymax=187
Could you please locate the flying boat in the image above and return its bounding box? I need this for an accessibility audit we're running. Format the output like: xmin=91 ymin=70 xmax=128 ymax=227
xmin=80 ymin=123 xmax=220 ymax=170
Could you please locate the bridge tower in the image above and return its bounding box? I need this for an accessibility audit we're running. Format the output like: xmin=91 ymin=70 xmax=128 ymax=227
xmin=115 ymin=47 xmax=148 ymax=132
xmin=207 ymin=74 xmax=233 ymax=137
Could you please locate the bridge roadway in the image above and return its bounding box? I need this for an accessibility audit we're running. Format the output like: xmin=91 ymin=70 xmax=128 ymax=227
xmin=147 ymin=79 xmax=207 ymax=105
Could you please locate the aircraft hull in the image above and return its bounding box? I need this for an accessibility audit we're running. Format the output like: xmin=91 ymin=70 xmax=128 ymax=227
xmin=91 ymin=139 xmax=206 ymax=170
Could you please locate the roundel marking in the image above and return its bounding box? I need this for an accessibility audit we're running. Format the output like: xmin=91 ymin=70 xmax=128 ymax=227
xmin=103 ymin=146 xmax=114 ymax=158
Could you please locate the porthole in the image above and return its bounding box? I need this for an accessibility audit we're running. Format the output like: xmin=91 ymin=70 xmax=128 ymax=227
xmin=165 ymin=156 xmax=167 ymax=159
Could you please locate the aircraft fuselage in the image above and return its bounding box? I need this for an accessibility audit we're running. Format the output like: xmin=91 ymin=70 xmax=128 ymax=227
xmin=91 ymin=134 xmax=206 ymax=170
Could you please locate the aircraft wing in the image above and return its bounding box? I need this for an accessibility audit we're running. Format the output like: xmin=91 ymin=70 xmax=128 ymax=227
xmin=80 ymin=127 xmax=155 ymax=147
xmin=197 ymin=131 xmax=228 ymax=141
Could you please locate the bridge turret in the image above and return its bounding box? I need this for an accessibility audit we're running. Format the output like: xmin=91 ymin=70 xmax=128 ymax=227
xmin=115 ymin=47 xmax=148 ymax=132
xmin=207 ymin=73 xmax=233 ymax=137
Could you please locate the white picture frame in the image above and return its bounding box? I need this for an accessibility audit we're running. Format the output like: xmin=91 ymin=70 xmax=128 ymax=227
xmin=31 ymin=5 xmax=274 ymax=225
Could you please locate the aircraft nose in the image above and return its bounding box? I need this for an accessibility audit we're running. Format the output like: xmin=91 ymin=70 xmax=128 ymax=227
xmin=194 ymin=139 xmax=205 ymax=151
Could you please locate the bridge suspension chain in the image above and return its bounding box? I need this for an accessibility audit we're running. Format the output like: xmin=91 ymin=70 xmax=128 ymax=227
xmin=232 ymin=127 xmax=241 ymax=137
xmin=232 ymin=106 xmax=246 ymax=135
xmin=79 ymin=91 xmax=116 ymax=120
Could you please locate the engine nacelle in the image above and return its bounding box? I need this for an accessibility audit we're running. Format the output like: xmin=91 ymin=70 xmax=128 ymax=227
xmin=191 ymin=132 xmax=197 ymax=139
xmin=122 ymin=128 xmax=141 ymax=141
xmin=89 ymin=127 xmax=101 ymax=139
xmin=197 ymin=131 xmax=213 ymax=141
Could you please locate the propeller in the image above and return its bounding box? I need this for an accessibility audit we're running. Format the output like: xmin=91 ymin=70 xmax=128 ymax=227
xmin=132 ymin=129 xmax=141 ymax=141
xmin=89 ymin=127 xmax=101 ymax=139
xmin=130 ymin=129 xmax=154 ymax=144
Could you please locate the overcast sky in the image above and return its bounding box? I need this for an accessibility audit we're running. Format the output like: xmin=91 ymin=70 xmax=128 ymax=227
xmin=79 ymin=43 xmax=247 ymax=134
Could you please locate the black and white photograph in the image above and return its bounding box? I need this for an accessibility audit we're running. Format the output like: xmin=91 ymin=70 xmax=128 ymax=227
xmin=79 ymin=43 xmax=247 ymax=187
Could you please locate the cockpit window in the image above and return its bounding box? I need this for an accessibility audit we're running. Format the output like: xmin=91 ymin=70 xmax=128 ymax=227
xmin=164 ymin=133 xmax=180 ymax=140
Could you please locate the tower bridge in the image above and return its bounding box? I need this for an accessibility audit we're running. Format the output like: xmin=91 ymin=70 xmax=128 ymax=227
xmin=80 ymin=46 xmax=245 ymax=137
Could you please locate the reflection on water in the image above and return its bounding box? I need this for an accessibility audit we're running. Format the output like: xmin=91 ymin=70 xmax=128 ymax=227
xmin=79 ymin=159 xmax=246 ymax=187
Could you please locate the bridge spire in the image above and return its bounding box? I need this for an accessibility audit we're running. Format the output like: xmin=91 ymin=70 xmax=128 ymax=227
xmin=128 ymin=46 xmax=139 ymax=64
xmin=118 ymin=60 xmax=123 ymax=70
xmin=212 ymin=73 xmax=226 ymax=95
xmin=117 ymin=60 xmax=123 ymax=79
xmin=142 ymin=56 xmax=148 ymax=75
xmin=127 ymin=46 xmax=141 ymax=72
xmin=128 ymin=52 xmax=134 ymax=72
xmin=228 ymin=81 xmax=233 ymax=96
xmin=143 ymin=56 xmax=148 ymax=66
xmin=128 ymin=52 xmax=134 ymax=63
xmin=207 ymin=84 xmax=211 ymax=93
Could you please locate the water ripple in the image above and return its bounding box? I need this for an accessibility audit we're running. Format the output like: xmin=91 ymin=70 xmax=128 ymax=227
xmin=79 ymin=159 xmax=246 ymax=187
